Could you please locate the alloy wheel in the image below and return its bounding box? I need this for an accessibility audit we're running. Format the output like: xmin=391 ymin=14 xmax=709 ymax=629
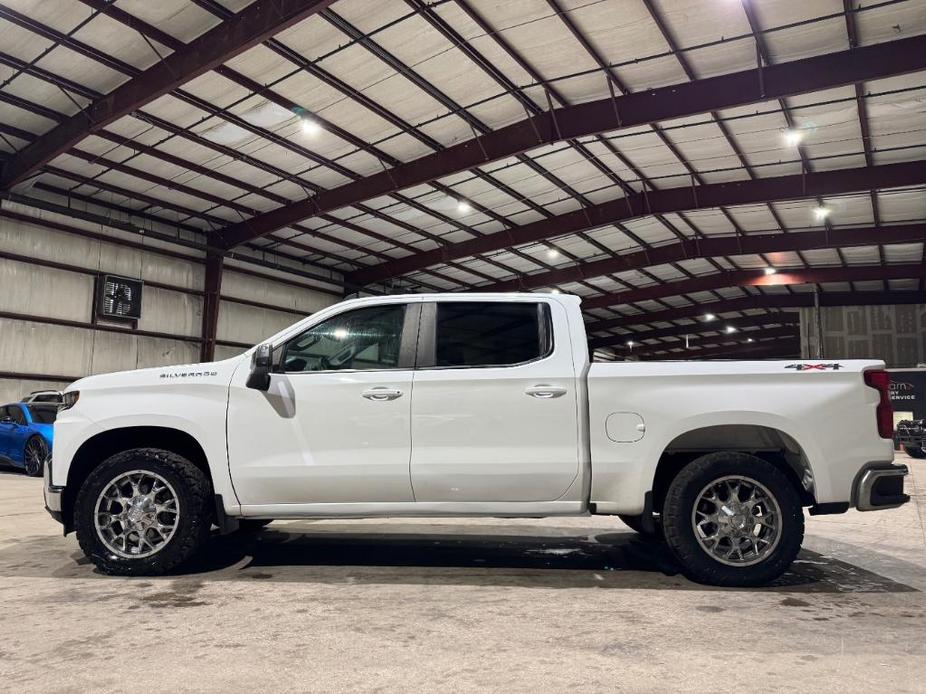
xmin=691 ymin=475 xmax=783 ymax=567
xmin=24 ymin=438 xmax=48 ymax=476
xmin=94 ymin=470 xmax=180 ymax=558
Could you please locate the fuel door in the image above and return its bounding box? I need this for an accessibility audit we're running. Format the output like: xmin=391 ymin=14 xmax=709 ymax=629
xmin=606 ymin=412 xmax=646 ymax=443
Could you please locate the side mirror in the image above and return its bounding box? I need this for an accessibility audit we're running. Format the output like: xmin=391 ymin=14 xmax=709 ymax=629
xmin=246 ymin=343 xmax=273 ymax=391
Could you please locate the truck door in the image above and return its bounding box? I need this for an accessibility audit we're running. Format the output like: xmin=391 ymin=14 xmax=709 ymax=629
xmin=227 ymin=301 xmax=419 ymax=506
xmin=409 ymin=299 xmax=581 ymax=502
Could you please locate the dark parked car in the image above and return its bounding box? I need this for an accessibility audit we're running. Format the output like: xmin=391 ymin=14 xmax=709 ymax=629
xmin=895 ymin=419 xmax=926 ymax=458
xmin=0 ymin=403 xmax=56 ymax=476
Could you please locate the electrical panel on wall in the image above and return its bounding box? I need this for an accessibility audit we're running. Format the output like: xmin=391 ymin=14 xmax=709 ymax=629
xmin=97 ymin=274 xmax=143 ymax=321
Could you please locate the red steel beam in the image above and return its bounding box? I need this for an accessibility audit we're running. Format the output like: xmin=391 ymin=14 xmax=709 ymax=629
xmin=217 ymin=34 xmax=926 ymax=249
xmin=481 ymin=223 xmax=926 ymax=292
xmin=583 ymin=263 xmax=926 ymax=311
xmin=350 ymin=161 xmax=926 ymax=285
xmin=0 ymin=309 xmax=201 ymax=345
xmin=590 ymin=313 xmax=801 ymax=348
xmin=586 ymin=290 xmax=926 ymax=333
xmin=200 ymin=253 xmax=224 ymax=363
xmin=0 ymin=0 xmax=336 ymax=189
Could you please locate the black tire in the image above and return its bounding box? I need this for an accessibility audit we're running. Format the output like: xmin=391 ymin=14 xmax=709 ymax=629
xmin=23 ymin=436 xmax=48 ymax=477
xmin=903 ymin=444 xmax=926 ymax=459
xmin=237 ymin=518 xmax=273 ymax=532
xmin=74 ymin=448 xmax=212 ymax=576
xmin=618 ymin=513 xmax=662 ymax=539
xmin=662 ymin=452 xmax=804 ymax=587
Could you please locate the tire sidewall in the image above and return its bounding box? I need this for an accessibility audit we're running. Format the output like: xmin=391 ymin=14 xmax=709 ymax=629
xmin=662 ymin=452 xmax=804 ymax=587
xmin=74 ymin=449 xmax=211 ymax=575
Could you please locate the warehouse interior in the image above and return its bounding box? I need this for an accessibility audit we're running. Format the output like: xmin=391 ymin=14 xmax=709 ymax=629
xmin=1 ymin=0 xmax=925 ymax=401
xmin=0 ymin=1 xmax=925 ymax=691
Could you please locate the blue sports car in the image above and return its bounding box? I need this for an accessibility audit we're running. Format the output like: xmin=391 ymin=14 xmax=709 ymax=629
xmin=0 ymin=402 xmax=56 ymax=477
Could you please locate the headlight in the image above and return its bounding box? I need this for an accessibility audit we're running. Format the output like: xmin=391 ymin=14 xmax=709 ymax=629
xmin=61 ymin=391 xmax=80 ymax=410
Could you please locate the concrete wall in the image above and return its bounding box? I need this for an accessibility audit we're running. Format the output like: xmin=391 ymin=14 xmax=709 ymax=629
xmin=800 ymin=304 xmax=926 ymax=367
xmin=0 ymin=201 xmax=341 ymax=403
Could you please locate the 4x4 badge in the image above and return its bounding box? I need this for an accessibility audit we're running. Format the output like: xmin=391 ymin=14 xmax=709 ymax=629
xmin=785 ymin=363 xmax=843 ymax=371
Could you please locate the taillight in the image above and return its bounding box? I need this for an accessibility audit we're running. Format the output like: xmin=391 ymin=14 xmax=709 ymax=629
xmin=864 ymin=370 xmax=893 ymax=439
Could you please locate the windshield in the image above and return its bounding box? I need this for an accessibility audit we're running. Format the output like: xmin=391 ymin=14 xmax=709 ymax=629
xmin=27 ymin=405 xmax=58 ymax=424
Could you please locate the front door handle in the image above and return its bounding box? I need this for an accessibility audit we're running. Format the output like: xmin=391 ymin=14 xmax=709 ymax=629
xmin=361 ymin=387 xmax=404 ymax=401
xmin=525 ymin=385 xmax=567 ymax=399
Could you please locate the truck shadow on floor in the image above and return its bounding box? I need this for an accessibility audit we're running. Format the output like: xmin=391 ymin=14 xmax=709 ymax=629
xmin=2 ymin=523 xmax=915 ymax=593
xmin=168 ymin=523 xmax=917 ymax=593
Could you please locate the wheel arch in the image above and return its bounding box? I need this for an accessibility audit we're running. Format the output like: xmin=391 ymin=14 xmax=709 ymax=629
xmin=650 ymin=424 xmax=816 ymax=513
xmin=62 ymin=426 xmax=212 ymax=534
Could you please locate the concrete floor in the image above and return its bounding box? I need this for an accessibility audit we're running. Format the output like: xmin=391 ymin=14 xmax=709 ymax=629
xmin=1 ymin=457 xmax=924 ymax=693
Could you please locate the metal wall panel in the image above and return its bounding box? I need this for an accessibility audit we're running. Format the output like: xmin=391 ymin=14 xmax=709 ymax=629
xmin=216 ymin=300 xmax=303 ymax=348
xmin=0 ymin=258 xmax=93 ymax=322
xmin=221 ymin=267 xmax=336 ymax=316
xmin=0 ymin=205 xmax=341 ymax=403
xmin=800 ymin=304 xmax=926 ymax=367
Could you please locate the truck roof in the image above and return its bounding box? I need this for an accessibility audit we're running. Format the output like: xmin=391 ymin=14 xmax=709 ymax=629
xmin=348 ymin=292 xmax=581 ymax=303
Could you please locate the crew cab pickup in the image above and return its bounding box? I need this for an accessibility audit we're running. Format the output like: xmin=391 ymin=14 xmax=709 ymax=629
xmin=45 ymin=293 xmax=909 ymax=585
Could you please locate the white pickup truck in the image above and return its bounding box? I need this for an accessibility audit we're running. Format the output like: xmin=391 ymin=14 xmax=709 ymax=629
xmin=45 ymin=293 xmax=908 ymax=586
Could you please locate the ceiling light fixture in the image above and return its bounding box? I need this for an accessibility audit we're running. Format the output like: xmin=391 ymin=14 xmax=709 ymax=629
xmin=550 ymin=288 xmax=561 ymax=294
xmin=626 ymin=340 xmax=635 ymax=348
xmin=704 ymin=313 xmax=716 ymax=321
xmin=547 ymin=248 xmax=560 ymax=259
xmin=725 ymin=325 xmax=737 ymax=334
xmin=746 ymin=338 xmax=755 ymax=343
xmin=764 ymin=267 xmax=777 ymax=275
xmin=813 ymin=206 xmax=831 ymax=222
xmin=301 ymin=118 xmax=321 ymax=136
xmin=456 ymin=200 xmax=472 ymax=214
xmin=783 ymin=129 xmax=804 ymax=147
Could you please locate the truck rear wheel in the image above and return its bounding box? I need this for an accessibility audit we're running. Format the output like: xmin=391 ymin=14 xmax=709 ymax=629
xmin=74 ymin=448 xmax=212 ymax=576
xmin=661 ymin=452 xmax=804 ymax=587
xmin=903 ymin=444 xmax=926 ymax=459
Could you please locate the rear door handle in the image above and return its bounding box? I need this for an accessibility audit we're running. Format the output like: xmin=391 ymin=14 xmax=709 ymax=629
xmin=361 ymin=387 xmax=404 ymax=401
xmin=525 ymin=385 xmax=567 ymax=399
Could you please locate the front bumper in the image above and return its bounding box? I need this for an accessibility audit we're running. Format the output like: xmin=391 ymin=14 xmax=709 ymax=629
xmin=855 ymin=463 xmax=910 ymax=512
xmin=43 ymin=461 xmax=64 ymax=524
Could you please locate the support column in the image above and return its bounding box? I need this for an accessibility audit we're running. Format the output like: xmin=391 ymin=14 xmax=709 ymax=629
xmin=200 ymin=251 xmax=224 ymax=363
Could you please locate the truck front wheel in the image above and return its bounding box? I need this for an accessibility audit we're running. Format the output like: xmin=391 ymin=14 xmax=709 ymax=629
xmin=661 ymin=452 xmax=804 ymax=587
xmin=74 ymin=448 xmax=212 ymax=576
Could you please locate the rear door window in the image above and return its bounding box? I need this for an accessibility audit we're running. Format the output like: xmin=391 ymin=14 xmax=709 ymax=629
xmin=433 ymin=302 xmax=550 ymax=368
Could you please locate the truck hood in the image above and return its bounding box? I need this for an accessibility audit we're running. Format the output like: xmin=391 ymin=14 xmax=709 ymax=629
xmin=67 ymin=356 xmax=246 ymax=393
